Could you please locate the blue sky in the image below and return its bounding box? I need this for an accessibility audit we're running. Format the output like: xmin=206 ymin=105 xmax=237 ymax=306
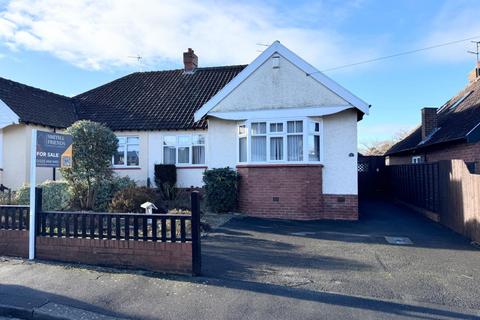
xmin=0 ymin=0 xmax=478 ymax=144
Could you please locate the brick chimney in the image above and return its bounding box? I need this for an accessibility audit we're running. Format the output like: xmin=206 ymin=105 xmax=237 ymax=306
xmin=183 ymin=48 xmax=198 ymax=73
xmin=421 ymin=107 xmax=438 ymax=140
xmin=468 ymin=61 xmax=480 ymax=83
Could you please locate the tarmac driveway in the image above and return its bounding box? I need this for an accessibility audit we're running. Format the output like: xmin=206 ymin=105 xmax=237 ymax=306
xmin=203 ymin=200 xmax=480 ymax=311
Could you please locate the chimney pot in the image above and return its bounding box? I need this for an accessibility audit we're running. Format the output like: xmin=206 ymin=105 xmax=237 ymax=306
xmin=421 ymin=107 xmax=438 ymax=140
xmin=183 ymin=48 xmax=198 ymax=73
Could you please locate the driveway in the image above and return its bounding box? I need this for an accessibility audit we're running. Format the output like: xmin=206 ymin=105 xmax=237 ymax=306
xmin=0 ymin=200 xmax=479 ymax=319
xmin=203 ymin=200 xmax=480 ymax=310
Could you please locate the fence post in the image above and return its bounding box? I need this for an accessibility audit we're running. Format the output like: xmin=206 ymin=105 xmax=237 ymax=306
xmin=191 ymin=191 xmax=201 ymax=276
xmin=34 ymin=187 xmax=42 ymax=236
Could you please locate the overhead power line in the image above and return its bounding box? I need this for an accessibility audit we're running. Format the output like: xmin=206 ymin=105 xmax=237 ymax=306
xmin=307 ymin=35 xmax=480 ymax=75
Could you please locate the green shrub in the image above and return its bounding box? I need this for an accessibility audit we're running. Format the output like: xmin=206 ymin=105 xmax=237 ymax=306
xmin=60 ymin=120 xmax=118 ymax=210
xmin=110 ymin=187 xmax=162 ymax=213
xmin=15 ymin=180 xmax=72 ymax=211
xmin=94 ymin=176 xmax=137 ymax=211
xmin=154 ymin=164 xmax=177 ymax=200
xmin=203 ymin=167 xmax=239 ymax=213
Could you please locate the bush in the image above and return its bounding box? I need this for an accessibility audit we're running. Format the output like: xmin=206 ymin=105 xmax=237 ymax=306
xmin=94 ymin=176 xmax=137 ymax=211
xmin=60 ymin=120 xmax=118 ymax=210
xmin=110 ymin=187 xmax=162 ymax=213
xmin=15 ymin=180 xmax=72 ymax=211
xmin=203 ymin=167 xmax=239 ymax=213
xmin=154 ymin=164 xmax=177 ymax=200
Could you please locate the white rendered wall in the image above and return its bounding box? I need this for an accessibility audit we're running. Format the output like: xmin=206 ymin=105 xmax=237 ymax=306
xmin=211 ymin=54 xmax=349 ymax=113
xmin=322 ymin=109 xmax=358 ymax=195
xmin=148 ymin=130 xmax=207 ymax=188
xmin=206 ymin=118 xmax=237 ymax=169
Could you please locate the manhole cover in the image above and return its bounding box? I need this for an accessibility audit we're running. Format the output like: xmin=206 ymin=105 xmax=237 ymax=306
xmin=385 ymin=236 xmax=413 ymax=245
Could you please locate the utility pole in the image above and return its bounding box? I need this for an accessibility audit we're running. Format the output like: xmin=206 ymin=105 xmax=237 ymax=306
xmin=467 ymin=41 xmax=480 ymax=64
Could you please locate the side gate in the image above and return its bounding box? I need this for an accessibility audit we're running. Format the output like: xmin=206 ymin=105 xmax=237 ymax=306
xmin=358 ymin=155 xmax=387 ymax=199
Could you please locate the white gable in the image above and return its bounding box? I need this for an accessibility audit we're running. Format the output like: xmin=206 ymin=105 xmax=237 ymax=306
xmin=194 ymin=41 xmax=369 ymax=122
xmin=0 ymin=99 xmax=19 ymax=129
xmin=211 ymin=54 xmax=349 ymax=113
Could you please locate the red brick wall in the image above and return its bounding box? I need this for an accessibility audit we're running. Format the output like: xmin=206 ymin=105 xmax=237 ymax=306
xmin=237 ymin=164 xmax=358 ymax=220
xmin=387 ymin=141 xmax=480 ymax=167
xmin=36 ymin=237 xmax=192 ymax=275
xmin=425 ymin=141 xmax=480 ymax=163
xmin=0 ymin=230 xmax=28 ymax=258
xmin=323 ymin=195 xmax=358 ymax=220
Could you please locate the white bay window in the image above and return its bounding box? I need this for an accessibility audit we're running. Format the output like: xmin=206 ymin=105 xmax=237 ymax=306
xmin=163 ymin=134 xmax=206 ymax=165
xmin=238 ymin=119 xmax=322 ymax=164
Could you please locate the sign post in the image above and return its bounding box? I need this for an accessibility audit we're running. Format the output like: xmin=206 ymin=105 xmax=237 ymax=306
xmin=29 ymin=130 xmax=72 ymax=260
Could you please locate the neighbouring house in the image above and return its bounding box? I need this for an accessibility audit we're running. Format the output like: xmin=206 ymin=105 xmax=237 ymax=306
xmin=386 ymin=62 xmax=480 ymax=173
xmin=0 ymin=41 xmax=370 ymax=220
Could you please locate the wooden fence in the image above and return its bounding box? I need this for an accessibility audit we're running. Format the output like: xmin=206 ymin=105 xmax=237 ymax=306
xmin=387 ymin=160 xmax=480 ymax=242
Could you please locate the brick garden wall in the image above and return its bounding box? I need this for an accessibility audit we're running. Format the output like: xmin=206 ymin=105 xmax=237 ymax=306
xmin=35 ymin=237 xmax=192 ymax=274
xmin=0 ymin=230 xmax=28 ymax=258
xmin=237 ymin=164 xmax=358 ymax=220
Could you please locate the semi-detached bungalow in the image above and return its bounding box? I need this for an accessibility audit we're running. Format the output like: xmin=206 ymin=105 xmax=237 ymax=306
xmin=0 ymin=41 xmax=370 ymax=220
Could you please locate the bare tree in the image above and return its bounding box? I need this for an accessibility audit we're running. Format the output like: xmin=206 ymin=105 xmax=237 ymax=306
xmin=359 ymin=130 xmax=411 ymax=156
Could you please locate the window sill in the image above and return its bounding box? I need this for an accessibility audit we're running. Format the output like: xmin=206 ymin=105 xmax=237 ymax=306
xmin=236 ymin=163 xmax=323 ymax=168
xmin=113 ymin=167 xmax=142 ymax=170
xmin=177 ymin=166 xmax=208 ymax=169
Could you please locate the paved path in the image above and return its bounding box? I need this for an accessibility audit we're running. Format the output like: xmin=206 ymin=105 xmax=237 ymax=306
xmin=0 ymin=201 xmax=479 ymax=319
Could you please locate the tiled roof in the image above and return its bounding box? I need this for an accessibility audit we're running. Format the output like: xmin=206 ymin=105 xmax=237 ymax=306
xmin=75 ymin=65 xmax=246 ymax=131
xmin=0 ymin=77 xmax=77 ymax=128
xmin=386 ymin=78 xmax=480 ymax=155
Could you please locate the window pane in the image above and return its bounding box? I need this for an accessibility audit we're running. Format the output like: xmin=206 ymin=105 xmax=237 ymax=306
xmin=287 ymin=135 xmax=303 ymax=161
xmin=163 ymin=136 xmax=176 ymax=146
xmin=308 ymin=135 xmax=320 ymax=161
xmin=178 ymin=147 xmax=190 ymax=163
xmin=127 ymin=137 xmax=139 ymax=144
xmin=163 ymin=146 xmax=176 ymax=164
xmin=251 ymin=136 xmax=266 ymax=161
xmin=270 ymin=122 xmax=283 ymax=133
xmin=251 ymin=122 xmax=266 ymax=135
xmin=192 ymin=146 xmax=205 ymax=164
xmin=309 ymin=122 xmax=320 ymax=133
xmin=192 ymin=135 xmax=205 ymax=145
xmin=178 ymin=136 xmax=191 ymax=145
xmin=287 ymin=121 xmax=303 ymax=133
xmin=127 ymin=144 xmax=139 ymax=166
xmin=117 ymin=137 xmax=126 ymax=145
xmin=270 ymin=137 xmax=283 ymax=160
xmin=113 ymin=145 xmax=125 ymax=165
xmin=239 ymin=137 xmax=247 ymax=162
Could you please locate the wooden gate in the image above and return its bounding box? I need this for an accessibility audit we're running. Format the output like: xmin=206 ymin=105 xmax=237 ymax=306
xmin=358 ymin=155 xmax=386 ymax=199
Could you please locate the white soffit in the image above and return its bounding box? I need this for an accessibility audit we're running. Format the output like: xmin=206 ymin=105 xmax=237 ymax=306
xmin=194 ymin=41 xmax=370 ymax=122
xmin=208 ymin=106 xmax=354 ymax=121
xmin=0 ymin=98 xmax=19 ymax=129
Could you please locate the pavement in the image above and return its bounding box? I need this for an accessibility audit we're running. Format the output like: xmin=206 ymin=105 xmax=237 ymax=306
xmin=0 ymin=200 xmax=479 ymax=319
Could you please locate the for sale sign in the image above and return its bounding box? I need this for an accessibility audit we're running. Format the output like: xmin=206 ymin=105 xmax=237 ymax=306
xmin=36 ymin=131 xmax=73 ymax=168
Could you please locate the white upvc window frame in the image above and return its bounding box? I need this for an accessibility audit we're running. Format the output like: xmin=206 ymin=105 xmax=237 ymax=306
xmin=237 ymin=117 xmax=323 ymax=165
xmin=113 ymin=135 xmax=140 ymax=168
xmin=411 ymin=155 xmax=423 ymax=164
xmin=162 ymin=133 xmax=206 ymax=166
